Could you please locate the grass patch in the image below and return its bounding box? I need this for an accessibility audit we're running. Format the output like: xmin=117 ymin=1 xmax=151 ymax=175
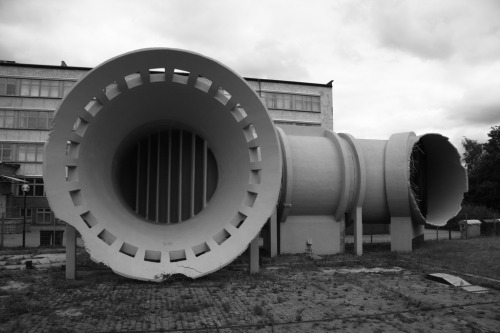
xmin=252 ymin=304 xmax=264 ymax=316
xmin=0 ymin=294 xmax=46 ymax=323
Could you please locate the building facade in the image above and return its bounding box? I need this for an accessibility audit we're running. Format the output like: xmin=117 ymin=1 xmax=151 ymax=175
xmin=0 ymin=60 xmax=333 ymax=246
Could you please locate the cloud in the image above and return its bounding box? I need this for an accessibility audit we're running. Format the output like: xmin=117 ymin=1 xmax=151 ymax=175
xmin=231 ymin=40 xmax=310 ymax=81
xmin=369 ymin=0 xmax=500 ymax=63
xmin=447 ymin=85 xmax=500 ymax=126
xmin=0 ymin=0 xmax=498 ymax=154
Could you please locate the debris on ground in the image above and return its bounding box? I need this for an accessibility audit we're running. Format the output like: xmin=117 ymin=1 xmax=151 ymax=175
xmin=322 ymin=267 xmax=404 ymax=274
xmin=0 ymin=253 xmax=66 ymax=270
xmin=427 ymin=273 xmax=489 ymax=293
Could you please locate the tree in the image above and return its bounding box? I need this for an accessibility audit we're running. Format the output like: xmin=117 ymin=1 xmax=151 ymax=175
xmin=462 ymin=125 xmax=500 ymax=212
xmin=462 ymin=138 xmax=483 ymax=175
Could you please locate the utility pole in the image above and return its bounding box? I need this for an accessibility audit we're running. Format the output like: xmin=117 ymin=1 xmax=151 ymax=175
xmin=21 ymin=184 xmax=30 ymax=248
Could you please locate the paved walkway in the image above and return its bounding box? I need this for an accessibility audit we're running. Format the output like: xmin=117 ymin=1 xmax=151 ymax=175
xmin=1 ymin=254 xmax=499 ymax=332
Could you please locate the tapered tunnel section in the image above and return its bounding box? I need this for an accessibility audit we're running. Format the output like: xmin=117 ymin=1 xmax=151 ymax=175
xmin=43 ymin=48 xmax=282 ymax=280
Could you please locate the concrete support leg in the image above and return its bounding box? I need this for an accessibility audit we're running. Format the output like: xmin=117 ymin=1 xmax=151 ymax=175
xmin=353 ymin=206 xmax=363 ymax=256
xmin=66 ymin=224 xmax=77 ymax=280
xmin=262 ymin=224 xmax=270 ymax=254
xmin=413 ymin=224 xmax=425 ymax=248
xmin=269 ymin=208 xmax=278 ymax=257
xmin=339 ymin=216 xmax=345 ymax=253
xmin=391 ymin=217 xmax=413 ymax=252
xmin=249 ymin=236 xmax=259 ymax=274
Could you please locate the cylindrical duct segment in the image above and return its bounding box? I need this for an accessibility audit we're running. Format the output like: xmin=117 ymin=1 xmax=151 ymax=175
xmin=277 ymin=126 xmax=358 ymax=222
xmin=44 ymin=48 xmax=282 ymax=280
xmin=278 ymin=127 xmax=466 ymax=226
xmin=277 ymin=127 xmax=345 ymax=216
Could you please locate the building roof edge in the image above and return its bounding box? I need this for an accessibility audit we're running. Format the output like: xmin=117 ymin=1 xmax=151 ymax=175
xmin=1 ymin=62 xmax=334 ymax=87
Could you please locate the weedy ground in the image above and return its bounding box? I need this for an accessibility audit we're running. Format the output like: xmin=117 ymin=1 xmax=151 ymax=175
xmin=0 ymin=236 xmax=499 ymax=332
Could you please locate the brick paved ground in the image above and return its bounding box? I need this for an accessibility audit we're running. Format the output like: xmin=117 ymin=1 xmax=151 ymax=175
xmin=1 ymin=252 xmax=500 ymax=332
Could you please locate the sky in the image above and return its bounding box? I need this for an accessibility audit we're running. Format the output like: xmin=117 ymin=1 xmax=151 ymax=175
xmin=1 ymin=0 xmax=499 ymax=154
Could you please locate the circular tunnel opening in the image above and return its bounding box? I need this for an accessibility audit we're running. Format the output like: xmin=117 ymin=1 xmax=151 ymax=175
xmin=115 ymin=127 xmax=218 ymax=223
xmin=409 ymin=134 xmax=467 ymax=226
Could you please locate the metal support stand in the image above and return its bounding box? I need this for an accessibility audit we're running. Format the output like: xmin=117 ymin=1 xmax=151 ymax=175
xmin=66 ymin=224 xmax=77 ymax=280
xmin=391 ymin=217 xmax=413 ymax=252
xmin=352 ymin=206 xmax=363 ymax=255
xmin=0 ymin=213 xmax=4 ymax=249
xmin=249 ymin=235 xmax=259 ymax=274
xmin=22 ymin=191 xmax=27 ymax=248
xmin=269 ymin=208 xmax=277 ymax=257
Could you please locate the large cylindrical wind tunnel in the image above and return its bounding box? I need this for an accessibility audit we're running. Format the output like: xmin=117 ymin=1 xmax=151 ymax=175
xmin=44 ymin=49 xmax=282 ymax=280
xmin=44 ymin=48 xmax=467 ymax=280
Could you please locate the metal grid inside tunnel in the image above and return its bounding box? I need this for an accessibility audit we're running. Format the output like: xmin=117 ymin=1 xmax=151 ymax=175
xmin=117 ymin=128 xmax=218 ymax=223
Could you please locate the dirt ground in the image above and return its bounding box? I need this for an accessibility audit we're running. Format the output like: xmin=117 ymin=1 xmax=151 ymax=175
xmin=1 ymin=238 xmax=500 ymax=332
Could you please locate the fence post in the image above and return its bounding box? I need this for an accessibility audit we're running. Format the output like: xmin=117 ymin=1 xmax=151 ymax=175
xmin=249 ymin=235 xmax=259 ymax=274
xmin=66 ymin=224 xmax=77 ymax=279
xmin=494 ymin=213 xmax=497 ymax=236
xmin=0 ymin=213 xmax=4 ymax=249
xmin=53 ymin=215 xmax=56 ymax=248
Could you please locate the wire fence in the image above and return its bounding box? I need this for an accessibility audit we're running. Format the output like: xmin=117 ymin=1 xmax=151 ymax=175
xmin=0 ymin=212 xmax=67 ymax=249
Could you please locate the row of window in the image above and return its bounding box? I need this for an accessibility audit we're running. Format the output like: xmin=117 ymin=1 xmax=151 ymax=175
xmin=0 ymin=143 xmax=44 ymax=163
xmin=261 ymin=92 xmax=321 ymax=112
xmin=1 ymin=77 xmax=323 ymax=113
xmin=0 ymin=110 xmax=53 ymax=129
xmin=0 ymin=77 xmax=74 ymax=98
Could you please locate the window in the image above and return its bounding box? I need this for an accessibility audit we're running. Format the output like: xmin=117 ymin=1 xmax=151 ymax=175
xmin=17 ymin=144 xmax=26 ymax=161
xmin=50 ymin=81 xmax=60 ymax=97
xmin=26 ymin=144 xmax=36 ymax=162
xmin=36 ymin=208 xmax=53 ymax=224
xmin=17 ymin=177 xmax=45 ymax=197
xmin=19 ymin=111 xmax=38 ymax=128
xmin=0 ymin=78 xmax=17 ymax=95
xmin=38 ymin=111 xmax=53 ymax=129
xmin=19 ymin=208 xmax=33 ymax=219
xmin=37 ymin=145 xmax=44 ymax=162
xmin=38 ymin=80 xmax=60 ymax=97
xmin=0 ymin=110 xmax=15 ymax=128
xmin=63 ymin=81 xmax=74 ymax=96
xmin=261 ymin=92 xmax=321 ymax=112
xmin=0 ymin=143 xmax=13 ymax=161
xmin=40 ymin=230 xmax=63 ymax=246
xmin=15 ymin=143 xmax=44 ymax=162
xmin=30 ymin=80 xmax=40 ymax=96
xmin=20 ymin=79 xmax=31 ymax=96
